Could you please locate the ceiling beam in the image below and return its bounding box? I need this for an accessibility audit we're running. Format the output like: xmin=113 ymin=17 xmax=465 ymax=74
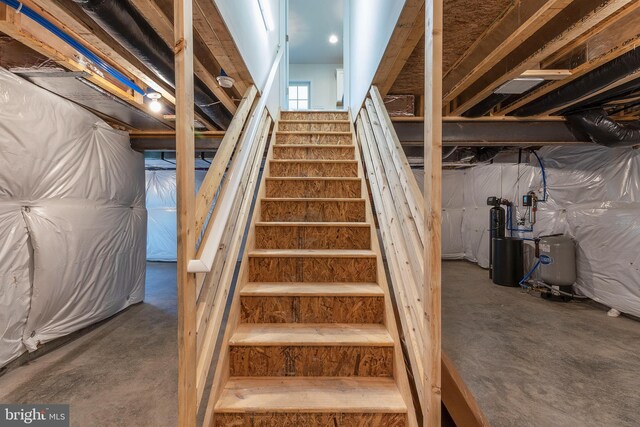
xmin=130 ymin=130 xmax=225 ymax=151
xmin=193 ymin=0 xmax=251 ymax=95
xmin=128 ymin=0 xmax=237 ymax=114
xmin=449 ymin=0 xmax=634 ymax=116
xmin=372 ymin=0 xmax=425 ymax=96
xmin=0 ymin=3 xmax=175 ymax=128
xmin=443 ymin=0 xmax=573 ymax=104
xmin=497 ymin=4 xmax=640 ymax=115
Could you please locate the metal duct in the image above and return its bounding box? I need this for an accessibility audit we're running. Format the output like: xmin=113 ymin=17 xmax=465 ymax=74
xmin=565 ymin=109 xmax=640 ymax=147
xmin=77 ymin=0 xmax=232 ymax=129
xmin=512 ymin=46 xmax=640 ymax=117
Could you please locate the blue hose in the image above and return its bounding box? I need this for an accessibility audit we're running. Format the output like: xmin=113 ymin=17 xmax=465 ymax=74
xmin=519 ymin=259 xmax=541 ymax=289
xmin=532 ymin=151 xmax=548 ymax=202
xmin=1 ymin=0 xmax=146 ymax=95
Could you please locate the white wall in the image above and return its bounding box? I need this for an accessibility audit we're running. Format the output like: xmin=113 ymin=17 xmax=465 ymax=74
xmin=348 ymin=0 xmax=405 ymax=112
xmin=215 ymin=0 xmax=283 ymax=114
xmin=289 ymin=63 xmax=342 ymax=110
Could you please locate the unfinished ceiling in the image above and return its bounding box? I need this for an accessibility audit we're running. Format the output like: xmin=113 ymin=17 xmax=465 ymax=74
xmin=378 ymin=0 xmax=640 ymax=121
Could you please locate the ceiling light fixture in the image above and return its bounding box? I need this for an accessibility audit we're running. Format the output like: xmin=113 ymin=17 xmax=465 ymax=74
xmin=147 ymin=92 xmax=163 ymax=113
xmin=257 ymin=0 xmax=274 ymax=32
xmin=329 ymin=34 xmax=338 ymax=44
xmin=217 ymin=69 xmax=235 ymax=89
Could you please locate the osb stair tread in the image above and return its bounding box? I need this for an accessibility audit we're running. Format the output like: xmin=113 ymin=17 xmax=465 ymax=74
xmin=270 ymin=159 xmax=357 ymax=164
xmin=276 ymin=131 xmax=352 ymax=136
xmin=265 ymin=177 xmax=361 ymax=181
xmin=279 ymin=120 xmax=351 ymax=124
xmin=249 ymin=249 xmax=376 ymax=258
xmin=214 ymin=377 xmax=407 ymax=413
xmin=229 ymin=324 xmax=393 ymax=347
xmin=273 ymin=144 xmax=354 ymax=148
xmin=255 ymin=221 xmax=369 ymax=227
xmin=261 ymin=197 xmax=366 ymax=202
xmin=241 ymin=282 xmax=384 ymax=297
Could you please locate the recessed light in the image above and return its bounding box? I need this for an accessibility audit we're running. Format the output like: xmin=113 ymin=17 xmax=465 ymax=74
xmin=147 ymin=92 xmax=163 ymax=113
xmin=329 ymin=34 xmax=338 ymax=44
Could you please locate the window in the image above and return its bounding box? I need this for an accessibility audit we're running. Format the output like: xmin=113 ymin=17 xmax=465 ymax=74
xmin=288 ymin=82 xmax=310 ymax=110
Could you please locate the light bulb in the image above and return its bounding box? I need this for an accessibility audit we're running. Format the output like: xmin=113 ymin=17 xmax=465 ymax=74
xmin=329 ymin=34 xmax=338 ymax=44
xmin=149 ymin=99 xmax=162 ymax=113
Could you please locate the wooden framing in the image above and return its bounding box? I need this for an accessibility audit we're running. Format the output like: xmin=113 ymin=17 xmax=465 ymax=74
xmin=449 ymin=0 xmax=634 ymax=116
xmin=174 ymin=0 xmax=197 ymax=425
xmin=372 ymin=0 xmax=425 ymax=96
xmin=442 ymin=0 xmax=573 ymax=102
xmin=127 ymin=0 xmax=238 ymax=114
xmin=424 ymin=0 xmax=443 ymax=423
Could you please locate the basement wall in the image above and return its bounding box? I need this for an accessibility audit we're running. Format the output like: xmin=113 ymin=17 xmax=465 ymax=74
xmin=0 ymin=68 xmax=146 ymax=368
xmin=419 ymin=146 xmax=640 ymax=317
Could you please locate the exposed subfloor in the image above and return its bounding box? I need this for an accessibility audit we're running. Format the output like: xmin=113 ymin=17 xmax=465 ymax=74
xmin=1 ymin=261 xmax=639 ymax=426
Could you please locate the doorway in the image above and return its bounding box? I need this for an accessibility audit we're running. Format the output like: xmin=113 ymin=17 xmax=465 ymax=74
xmin=286 ymin=0 xmax=346 ymax=111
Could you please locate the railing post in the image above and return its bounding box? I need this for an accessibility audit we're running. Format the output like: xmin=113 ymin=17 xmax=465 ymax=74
xmin=424 ymin=0 xmax=443 ymax=425
xmin=174 ymin=0 xmax=197 ymax=424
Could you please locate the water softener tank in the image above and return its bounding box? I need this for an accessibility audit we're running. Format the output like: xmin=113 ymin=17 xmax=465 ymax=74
xmin=539 ymin=235 xmax=576 ymax=286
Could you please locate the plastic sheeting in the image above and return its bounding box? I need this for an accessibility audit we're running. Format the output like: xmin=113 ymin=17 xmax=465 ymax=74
xmin=435 ymin=145 xmax=640 ymax=317
xmin=145 ymin=160 xmax=208 ymax=261
xmin=0 ymin=68 xmax=146 ymax=367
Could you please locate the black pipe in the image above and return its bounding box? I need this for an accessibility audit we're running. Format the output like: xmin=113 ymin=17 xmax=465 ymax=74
xmin=512 ymin=46 xmax=640 ymax=117
xmin=77 ymin=0 xmax=232 ymax=129
xmin=565 ymin=109 xmax=640 ymax=147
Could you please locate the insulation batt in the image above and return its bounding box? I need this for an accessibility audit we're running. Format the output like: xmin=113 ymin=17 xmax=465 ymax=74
xmin=415 ymin=145 xmax=640 ymax=317
xmin=0 ymin=67 xmax=146 ymax=367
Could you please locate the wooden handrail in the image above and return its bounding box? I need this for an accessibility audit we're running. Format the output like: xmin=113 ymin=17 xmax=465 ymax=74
xmin=188 ymin=47 xmax=283 ymax=273
xmin=357 ymin=86 xmax=488 ymax=426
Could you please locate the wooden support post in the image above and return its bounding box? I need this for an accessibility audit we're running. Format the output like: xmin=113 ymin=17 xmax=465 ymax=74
xmin=175 ymin=0 xmax=197 ymax=425
xmin=424 ymin=0 xmax=443 ymax=425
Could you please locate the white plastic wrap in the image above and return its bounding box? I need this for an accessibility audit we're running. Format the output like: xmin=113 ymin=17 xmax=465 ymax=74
xmin=439 ymin=145 xmax=640 ymax=317
xmin=0 ymin=68 xmax=146 ymax=366
xmin=145 ymin=160 xmax=208 ymax=261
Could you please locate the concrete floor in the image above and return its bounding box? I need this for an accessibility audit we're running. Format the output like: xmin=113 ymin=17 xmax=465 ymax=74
xmin=1 ymin=261 xmax=639 ymax=426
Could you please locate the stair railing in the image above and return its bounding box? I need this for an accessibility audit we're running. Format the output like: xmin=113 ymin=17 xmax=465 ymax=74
xmin=356 ymin=86 xmax=488 ymax=426
xmin=179 ymin=47 xmax=283 ymax=425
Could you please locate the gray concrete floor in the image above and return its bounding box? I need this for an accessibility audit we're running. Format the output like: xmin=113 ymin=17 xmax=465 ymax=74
xmin=0 ymin=262 xmax=178 ymax=427
xmin=1 ymin=261 xmax=639 ymax=426
xmin=443 ymin=260 xmax=640 ymax=427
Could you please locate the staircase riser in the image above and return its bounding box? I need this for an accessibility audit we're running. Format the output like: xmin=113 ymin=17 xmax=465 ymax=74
xmin=261 ymin=201 xmax=366 ymax=222
xmin=265 ymin=179 xmax=361 ymax=198
xmin=269 ymin=162 xmax=358 ymax=177
xmin=277 ymin=133 xmax=352 ymax=145
xmin=215 ymin=412 xmax=407 ymax=426
xmin=273 ymin=146 xmax=355 ymax=160
xmin=279 ymin=122 xmax=351 ymax=132
xmin=255 ymin=225 xmax=370 ymax=249
xmin=240 ymin=296 xmax=384 ymax=323
xmin=229 ymin=346 xmax=393 ymax=377
xmin=280 ymin=112 xmax=350 ymax=121
xmin=248 ymin=257 xmax=377 ymax=282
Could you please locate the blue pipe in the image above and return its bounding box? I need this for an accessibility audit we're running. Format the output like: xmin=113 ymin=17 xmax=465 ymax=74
xmin=506 ymin=204 xmax=533 ymax=234
xmin=1 ymin=0 xmax=145 ymax=95
xmin=532 ymin=151 xmax=548 ymax=202
xmin=519 ymin=259 xmax=541 ymax=289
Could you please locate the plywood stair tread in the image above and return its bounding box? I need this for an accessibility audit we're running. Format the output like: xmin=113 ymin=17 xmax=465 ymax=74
xmin=249 ymin=249 xmax=376 ymax=258
xmin=265 ymin=177 xmax=361 ymax=181
xmin=273 ymin=144 xmax=353 ymax=148
xmin=270 ymin=159 xmax=357 ymax=163
xmin=277 ymin=131 xmax=352 ymax=135
xmin=261 ymin=197 xmax=365 ymax=202
xmin=229 ymin=324 xmax=393 ymax=346
xmin=279 ymin=120 xmax=351 ymax=124
xmin=241 ymin=282 xmax=384 ymax=297
xmin=255 ymin=221 xmax=369 ymax=227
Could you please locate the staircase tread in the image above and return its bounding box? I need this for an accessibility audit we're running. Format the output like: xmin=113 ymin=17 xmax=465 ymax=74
xmin=277 ymin=131 xmax=352 ymax=135
xmin=261 ymin=197 xmax=365 ymax=202
xmin=249 ymin=249 xmax=375 ymax=258
xmin=274 ymin=144 xmax=354 ymax=148
xmin=279 ymin=119 xmax=351 ymax=124
xmin=241 ymin=282 xmax=384 ymax=297
xmin=215 ymin=377 xmax=407 ymax=413
xmin=255 ymin=221 xmax=369 ymax=227
xmin=229 ymin=323 xmax=393 ymax=346
xmin=265 ymin=177 xmax=361 ymax=181
xmin=270 ymin=159 xmax=357 ymax=163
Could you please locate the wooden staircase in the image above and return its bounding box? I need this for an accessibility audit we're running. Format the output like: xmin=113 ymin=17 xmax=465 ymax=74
xmin=212 ymin=111 xmax=415 ymax=426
